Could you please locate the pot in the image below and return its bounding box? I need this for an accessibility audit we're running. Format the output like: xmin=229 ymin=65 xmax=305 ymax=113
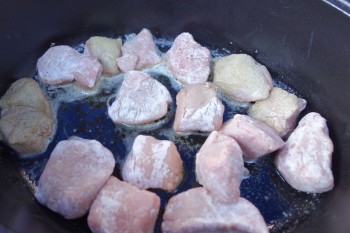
xmin=0 ymin=0 xmax=349 ymax=232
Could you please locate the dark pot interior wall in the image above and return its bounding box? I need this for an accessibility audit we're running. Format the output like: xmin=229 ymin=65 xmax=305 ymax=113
xmin=0 ymin=0 xmax=349 ymax=232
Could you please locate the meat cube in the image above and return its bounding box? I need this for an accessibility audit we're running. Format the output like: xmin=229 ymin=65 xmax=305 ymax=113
xmin=275 ymin=112 xmax=334 ymax=193
xmin=220 ymin=114 xmax=284 ymax=159
xmin=195 ymin=131 xmax=243 ymax=203
xmin=174 ymin=82 xmax=224 ymax=133
xmin=213 ymin=54 xmax=273 ymax=102
xmin=0 ymin=78 xmax=54 ymax=156
xmin=35 ymin=137 xmax=115 ymax=219
xmin=37 ymin=45 xmax=102 ymax=88
xmin=166 ymin=32 xmax=211 ymax=85
xmin=108 ymin=71 xmax=172 ymax=125
xmin=162 ymin=187 xmax=268 ymax=233
xmin=88 ymin=176 xmax=160 ymax=233
xmin=249 ymin=87 xmax=307 ymax=137
xmin=85 ymin=36 xmax=122 ymax=76
xmin=116 ymin=29 xmax=162 ymax=72
xmin=122 ymin=135 xmax=184 ymax=191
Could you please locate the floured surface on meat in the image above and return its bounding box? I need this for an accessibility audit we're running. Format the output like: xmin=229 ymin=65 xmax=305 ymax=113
xmin=35 ymin=137 xmax=115 ymax=219
xmin=174 ymin=82 xmax=224 ymax=133
xmin=249 ymin=87 xmax=307 ymax=137
xmin=220 ymin=114 xmax=284 ymax=159
xmin=122 ymin=135 xmax=184 ymax=191
xmin=85 ymin=36 xmax=122 ymax=76
xmin=275 ymin=112 xmax=334 ymax=193
xmin=117 ymin=28 xmax=162 ymax=72
xmin=166 ymin=32 xmax=211 ymax=85
xmin=213 ymin=54 xmax=273 ymax=102
xmin=162 ymin=187 xmax=268 ymax=233
xmin=196 ymin=131 xmax=243 ymax=203
xmin=0 ymin=78 xmax=54 ymax=156
xmin=37 ymin=45 xmax=102 ymax=88
xmin=88 ymin=176 xmax=160 ymax=233
xmin=108 ymin=71 xmax=172 ymax=125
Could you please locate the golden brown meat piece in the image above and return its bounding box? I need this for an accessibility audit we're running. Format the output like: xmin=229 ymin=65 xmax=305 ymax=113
xmin=214 ymin=54 xmax=273 ymax=102
xmin=85 ymin=36 xmax=122 ymax=76
xmin=0 ymin=78 xmax=54 ymax=156
xmin=249 ymin=87 xmax=307 ymax=137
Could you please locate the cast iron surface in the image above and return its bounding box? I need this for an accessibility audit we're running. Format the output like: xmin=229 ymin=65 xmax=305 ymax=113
xmin=0 ymin=1 xmax=349 ymax=233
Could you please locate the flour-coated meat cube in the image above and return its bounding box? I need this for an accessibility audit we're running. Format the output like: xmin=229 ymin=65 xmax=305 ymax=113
xmin=213 ymin=54 xmax=273 ymax=102
xmin=0 ymin=78 xmax=54 ymax=156
xmin=167 ymin=33 xmax=211 ymax=85
xmin=196 ymin=131 xmax=243 ymax=203
xmin=220 ymin=114 xmax=284 ymax=159
xmin=275 ymin=112 xmax=334 ymax=193
xmin=122 ymin=135 xmax=184 ymax=191
xmin=117 ymin=29 xmax=162 ymax=72
xmin=249 ymin=87 xmax=307 ymax=137
xmin=85 ymin=36 xmax=122 ymax=76
xmin=35 ymin=137 xmax=115 ymax=219
xmin=108 ymin=71 xmax=172 ymax=125
xmin=174 ymin=82 xmax=224 ymax=133
xmin=37 ymin=45 xmax=102 ymax=88
xmin=162 ymin=187 xmax=268 ymax=233
xmin=88 ymin=177 xmax=160 ymax=233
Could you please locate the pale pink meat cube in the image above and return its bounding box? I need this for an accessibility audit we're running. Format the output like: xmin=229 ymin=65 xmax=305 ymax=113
xmin=122 ymin=135 xmax=184 ymax=191
xmin=116 ymin=29 xmax=162 ymax=72
xmin=37 ymin=45 xmax=102 ymax=88
xmin=88 ymin=177 xmax=160 ymax=233
xmin=196 ymin=131 xmax=244 ymax=203
xmin=249 ymin=87 xmax=307 ymax=137
xmin=162 ymin=187 xmax=268 ymax=233
xmin=35 ymin=137 xmax=115 ymax=219
xmin=174 ymin=82 xmax=224 ymax=133
xmin=116 ymin=53 xmax=138 ymax=72
xmin=220 ymin=114 xmax=284 ymax=159
xmin=108 ymin=71 xmax=172 ymax=125
xmin=275 ymin=112 xmax=334 ymax=193
xmin=166 ymin=32 xmax=211 ymax=85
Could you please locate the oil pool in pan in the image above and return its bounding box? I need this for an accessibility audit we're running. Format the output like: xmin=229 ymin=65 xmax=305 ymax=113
xmin=18 ymin=35 xmax=320 ymax=233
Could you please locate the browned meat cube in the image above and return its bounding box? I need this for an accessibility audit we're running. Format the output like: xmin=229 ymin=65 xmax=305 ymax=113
xmin=275 ymin=112 xmax=334 ymax=193
xmin=167 ymin=33 xmax=211 ymax=85
xmin=0 ymin=78 xmax=54 ymax=156
xmin=162 ymin=187 xmax=268 ymax=233
xmin=37 ymin=45 xmax=102 ymax=88
xmin=35 ymin=137 xmax=115 ymax=219
xmin=220 ymin=114 xmax=284 ymax=159
xmin=117 ymin=29 xmax=162 ymax=72
xmin=196 ymin=131 xmax=244 ymax=203
xmin=249 ymin=87 xmax=307 ymax=137
xmin=122 ymin=135 xmax=184 ymax=191
xmin=85 ymin=36 xmax=122 ymax=76
xmin=88 ymin=176 xmax=160 ymax=233
xmin=108 ymin=71 xmax=172 ymax=125
xmin=174 ymin=82 xmax=224 ymax=133
xmin=213 ymin=54 xmax=273 ymax=102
